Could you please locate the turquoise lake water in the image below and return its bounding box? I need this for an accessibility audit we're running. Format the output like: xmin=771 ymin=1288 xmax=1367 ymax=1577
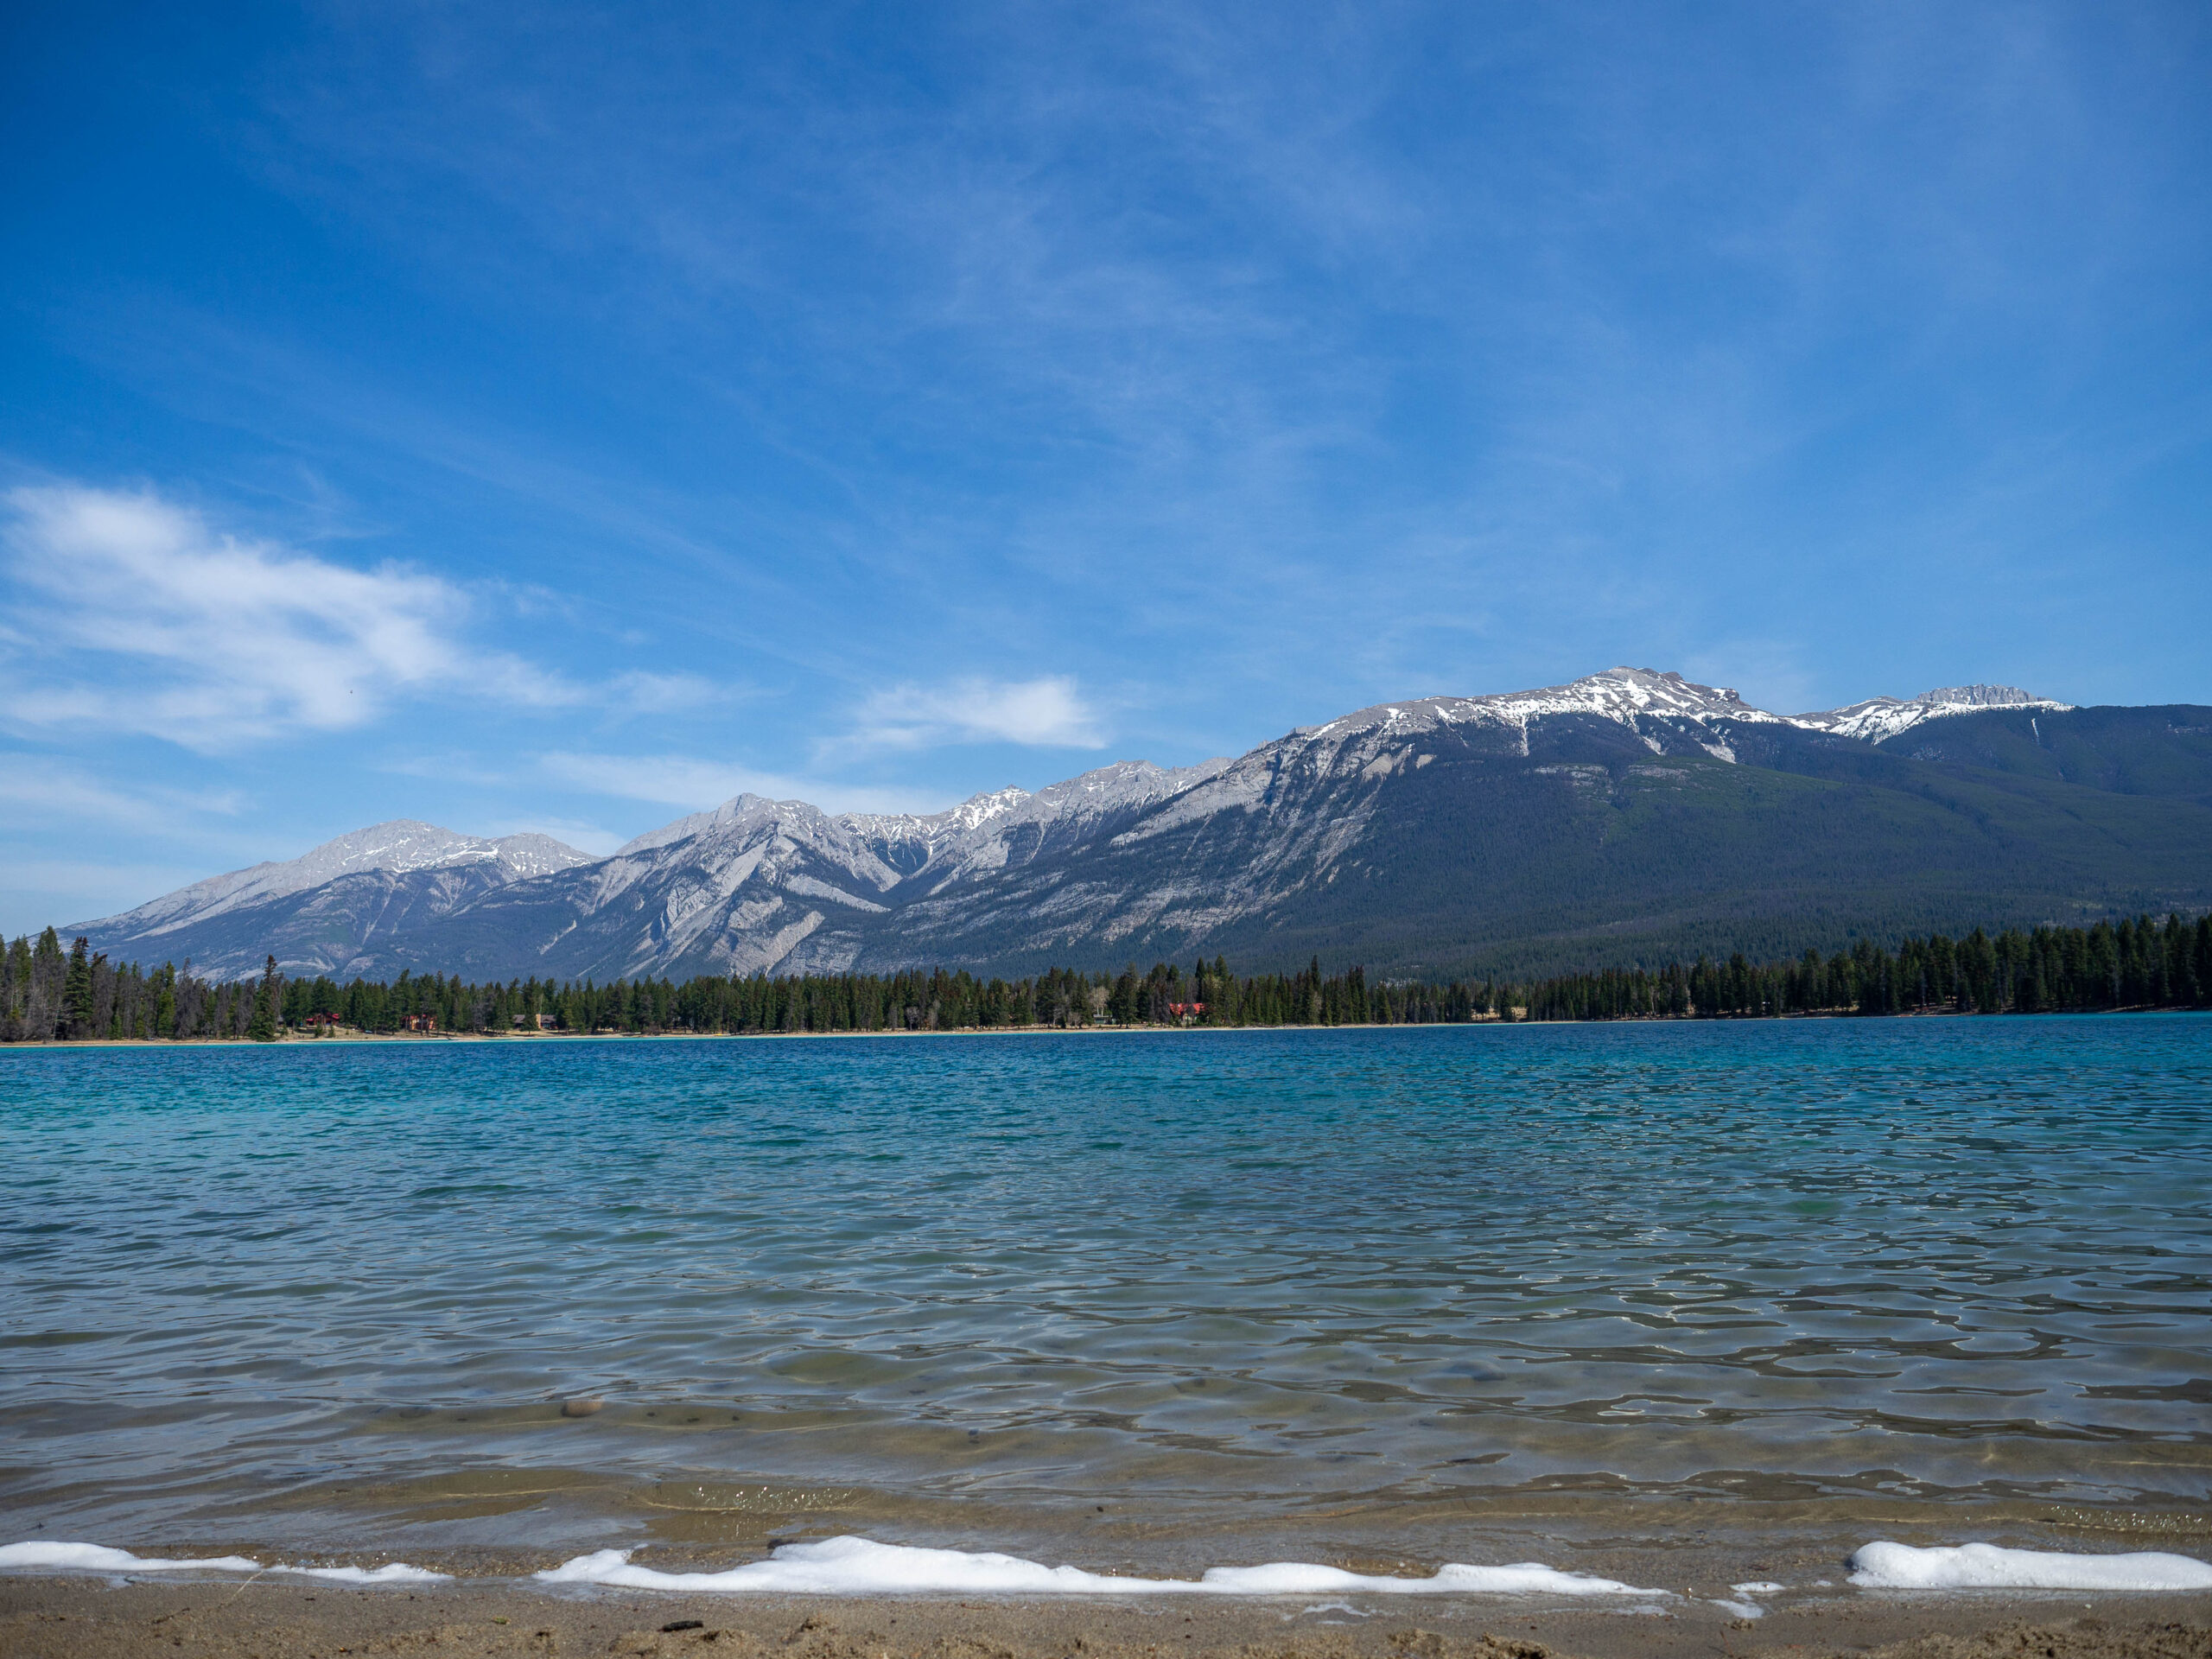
xmin=2 ymin=1017 xmax=2208 ymax=1578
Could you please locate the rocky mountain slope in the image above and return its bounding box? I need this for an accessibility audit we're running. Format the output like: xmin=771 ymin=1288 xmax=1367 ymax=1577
xmin=72 ymin=669 xmax=2212 ymax=982
xmin=73 ymin=823 xmax=593 ymax=979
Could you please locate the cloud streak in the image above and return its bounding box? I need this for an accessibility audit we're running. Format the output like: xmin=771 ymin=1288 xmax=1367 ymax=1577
xmin=840 ymin=676 xmax=1107 ymax=755
xmin=0 ymin=484 xmax=720 ymax=749
xmin=540 ymin=751 xmax=939 ymax=817
xmin=0 ymin=755 xmax=247 ymax=829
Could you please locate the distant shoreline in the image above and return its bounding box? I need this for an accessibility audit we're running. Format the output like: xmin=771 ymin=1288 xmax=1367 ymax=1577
xmin=10 ymin=1004 xmax=2197 ymax=1051
xmin=5 ymin=1020 xmax=1468 ymax=1050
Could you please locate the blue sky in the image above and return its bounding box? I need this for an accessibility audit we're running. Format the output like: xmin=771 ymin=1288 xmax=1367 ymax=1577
xmin=3 ymin=0 xmax=2209 ymax=934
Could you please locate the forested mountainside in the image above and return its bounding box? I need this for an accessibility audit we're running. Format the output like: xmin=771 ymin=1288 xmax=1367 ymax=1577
xmin=70 ymin=668 xmax=2212 ymax=982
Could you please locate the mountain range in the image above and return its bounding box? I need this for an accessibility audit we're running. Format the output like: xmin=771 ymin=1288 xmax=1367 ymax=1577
xmin=70 ymin=668 xmax=2212 ymax=982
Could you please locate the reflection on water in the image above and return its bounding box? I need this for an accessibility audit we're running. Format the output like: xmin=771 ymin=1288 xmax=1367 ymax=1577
xmin=1 ymin=1017 xmax=2207 ymax=1564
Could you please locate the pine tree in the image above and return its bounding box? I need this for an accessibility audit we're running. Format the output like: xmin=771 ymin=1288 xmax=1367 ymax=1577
xmin=62 ymin=937 xmax=94 ymax=1039
xmin=155 ymin=964 xmax=178 ymax=1039
xmin=248 ymin=955 xmax=282 ymax=1042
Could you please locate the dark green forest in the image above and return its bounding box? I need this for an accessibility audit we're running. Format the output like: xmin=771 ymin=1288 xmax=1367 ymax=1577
xmin=3 ymin=912 xmax=2209 ymax=1042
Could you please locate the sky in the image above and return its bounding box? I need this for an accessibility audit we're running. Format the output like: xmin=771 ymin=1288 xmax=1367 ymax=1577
xmin=3 ymin=0 xmax=2209 ymax=934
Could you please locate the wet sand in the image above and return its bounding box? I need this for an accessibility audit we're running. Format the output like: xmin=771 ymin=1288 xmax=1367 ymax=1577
xmin=2 ymin=1577 xmax=2207 ymax=1659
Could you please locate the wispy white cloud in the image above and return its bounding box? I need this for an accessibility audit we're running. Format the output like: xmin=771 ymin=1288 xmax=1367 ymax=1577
xmin=606 ymin=670 xmax=727 ymax=713
xmin=3 ymin=484 xmax=471 ymax=742
xmin=540 ymin=751 xmax=941 ymax=817
xmin=541 ymin=751 xmax=797 ymax=808
xmin=0 ymin=484 xmax=723 ymax=749
xmin=838 ymin=676 xmax=1107 ymax=755
xmin=0 ymin=754 xmax=248 ymax=828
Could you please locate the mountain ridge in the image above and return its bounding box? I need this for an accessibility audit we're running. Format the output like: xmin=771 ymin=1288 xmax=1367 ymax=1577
xmin=69 ymin=668 xmax=2210 ymax=983
xmin=79 ymin=822 xmax=594 ymax=940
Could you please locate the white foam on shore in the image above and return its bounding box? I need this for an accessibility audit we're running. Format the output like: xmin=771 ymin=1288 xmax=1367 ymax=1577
xmin=0 ymin=1542 xmax=447 ymax=1584
xmin=0 ymin=1543 xmax=264 ymax=1575
xmin=1849 ymin=1541 xmax=2212 ymax=1592
xmin=536 ymin=1535 xmax=1651 ymax=1598
xmin=273 ymin=1562 xmax=450 ymax=1585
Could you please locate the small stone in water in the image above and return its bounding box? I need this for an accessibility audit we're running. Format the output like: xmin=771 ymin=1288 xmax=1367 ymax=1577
xmin=562 ymin=1395 xmax=606 ymax=1417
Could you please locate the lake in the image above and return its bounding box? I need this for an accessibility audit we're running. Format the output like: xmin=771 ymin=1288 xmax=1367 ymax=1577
xmin=3 ymin=1016 xmax=2208 ymax=1593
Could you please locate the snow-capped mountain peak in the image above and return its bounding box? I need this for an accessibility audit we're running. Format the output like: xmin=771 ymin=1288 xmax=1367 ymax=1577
xmin=1301 ymin=667 xmax=1784 ymax=746
xmin=1794 ymin=683 xmax=2072 ymax=744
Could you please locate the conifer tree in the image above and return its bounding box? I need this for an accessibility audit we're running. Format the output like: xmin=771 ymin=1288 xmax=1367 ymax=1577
xmin=248 ymin=955 xmax=282 ymax=1042
xmin=62 ymin=936 xmax=93 ymax=1039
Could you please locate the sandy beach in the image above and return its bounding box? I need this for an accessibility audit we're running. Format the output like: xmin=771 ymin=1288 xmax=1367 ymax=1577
xmin=3 ymin=1574 xmax=2208 ymax=1659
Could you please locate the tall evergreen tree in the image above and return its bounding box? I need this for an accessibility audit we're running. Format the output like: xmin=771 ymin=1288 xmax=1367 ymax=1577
xmin=247 ymin=955 xmax=282 ymax=1042
xmin=62 ymin=936 xmax=94 ymax=1039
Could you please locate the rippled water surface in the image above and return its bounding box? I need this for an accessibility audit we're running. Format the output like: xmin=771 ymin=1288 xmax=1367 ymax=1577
xmin=3 ymin=1018 xmax=2209 ymax=1567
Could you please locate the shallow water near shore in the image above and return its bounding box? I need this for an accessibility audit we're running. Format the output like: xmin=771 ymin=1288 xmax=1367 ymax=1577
xmin=3 ymin=1016 xmax=2209 ymax=1593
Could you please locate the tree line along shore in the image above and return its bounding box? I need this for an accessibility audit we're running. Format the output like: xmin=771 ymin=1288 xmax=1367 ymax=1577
xmin=2 ymin=912 xmax=2208 ymax=1044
